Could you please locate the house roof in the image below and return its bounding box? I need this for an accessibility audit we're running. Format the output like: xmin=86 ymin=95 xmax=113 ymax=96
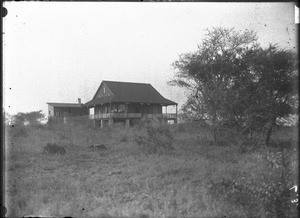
xmin=84 ymin=80 xmax=177 ymax=107
xmin=47 ymin=102 xmax=83 ymax=108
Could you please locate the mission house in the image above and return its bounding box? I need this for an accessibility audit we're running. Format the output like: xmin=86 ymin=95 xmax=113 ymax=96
xmin=47 ymin=80 xmax=178 ymax=127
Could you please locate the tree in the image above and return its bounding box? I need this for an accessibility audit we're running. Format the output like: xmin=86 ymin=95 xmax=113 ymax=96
xmin=169 ymin=27 xmax=298 ymax=146
xmin=13 ymin=110 xmax=45 ymax=127
xmin=4 ymin=112 xmax=13 ymax=125
xmin=178 ymin=92 xmax=208 ymax=122
xmin=169 ymin=27 xmax=259 ymax=142
xmin=244 ymin=45 xmax=298 ymax=146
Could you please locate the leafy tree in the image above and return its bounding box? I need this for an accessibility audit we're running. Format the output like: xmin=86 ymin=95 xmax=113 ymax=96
xmin=178 ymin=93 xmax=207 ymax=122
xmin=243 ymin=45 xmax=298 ymax=146
xmin=169 ymin=27 xmax=259 ymax=142
xmin=13 ymin=110 xmax=45 ymax=127
xmin=169 ymin=27 xmax=298 ymax=146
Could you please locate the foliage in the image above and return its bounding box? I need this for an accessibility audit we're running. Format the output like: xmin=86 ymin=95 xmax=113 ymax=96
xmin=8 ymin=124 xmax=29 ymax=139
xmin=209 ymin=148 xmax=298 ymax=217
xmin=169 ymin=27 xmax=259 ymax=142
xmin=12 ymin=110 xmax=46 ymax=127
xmin=46 ymin=116 xmax=61 ymax=130
xmin=6 ymin=111 xmax=45 ymax=140
xmin=169 ymin=27 xmax=298 ymax=146
xmin=135 ymin=116 xmax=161 ymax=128
xmin=241 ymin=45 xmax=299 ymax=146
xmin=134 ymin=122 xmax=174 ymax=154
xmin=5 ymin=118 xmax=298 ymax=217
xmin=173 ymin=121 xmax=210 ymax=134
xmin=46 ymin=116 xmax=94 ymax=130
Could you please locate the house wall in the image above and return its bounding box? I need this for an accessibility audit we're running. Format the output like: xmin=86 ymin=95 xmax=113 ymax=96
xmin=128 ymin=103 xmax=141 ymax=113
xmin=53 ymin=107 xmax=88 ymax=117
xmin=48 ymin=105 xmax=54 ymax=117
xmin=95 ymin=84 xmax=112 ymax=98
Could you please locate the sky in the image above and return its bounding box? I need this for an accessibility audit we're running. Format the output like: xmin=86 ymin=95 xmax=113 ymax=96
xmin=3 ymin=2 xmax=298 ymax=116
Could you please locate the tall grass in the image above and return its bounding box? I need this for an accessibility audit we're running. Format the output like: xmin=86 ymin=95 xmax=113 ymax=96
xmin=4 ymin=119 xmax=299 ymax=217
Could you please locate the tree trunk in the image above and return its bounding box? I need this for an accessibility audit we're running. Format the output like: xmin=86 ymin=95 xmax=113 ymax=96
xmin=265 ymin=126 xmax=273 ymax=147
xmin=211 ymin=112 xmax=218 ymax=144
xmin=250 ymin=130 xmax=253 ymax=140
xmin=213 ymin=127 xmax=217 ymax=143
xmin=265 ymin=116 xmax=276 ymax=147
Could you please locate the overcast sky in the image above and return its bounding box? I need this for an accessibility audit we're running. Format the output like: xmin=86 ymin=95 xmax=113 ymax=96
xmin=3 ymin=2 xmax=298 ymax=116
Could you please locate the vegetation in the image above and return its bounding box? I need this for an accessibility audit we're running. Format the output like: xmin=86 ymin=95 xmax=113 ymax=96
xmin=4 ymin=27 xmax=298 ymax=217
xmin=4 ymin=116 xmax=298 ymax=217
xmin=11 ymin=110 xmax=46 ymax=127
xmin=169 ymin=27 xmax=298 ymax=146
xmin=134 ymin=117 xmax=174 ymax=154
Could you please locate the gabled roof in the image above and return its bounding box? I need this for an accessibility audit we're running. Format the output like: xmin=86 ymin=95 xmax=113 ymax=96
xmin=84 ymin=80 xmax=177 ymax=107
xmin=47 ymin=102 xmax=83 ymax=108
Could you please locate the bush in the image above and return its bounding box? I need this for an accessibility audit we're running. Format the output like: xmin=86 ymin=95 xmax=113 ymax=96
xmin=173 ymin=121 xmax=209 ymax=134
xmin=43 ymin=143 xmax=67 ymax=155
xmin=208 ymin=149 xmax=298 ymax=217
xmin=268 ymin=139 xmax=295 ymax=150
xmin=9 ymin=124 xmax=29 ymax=139
xmin=231 ymin=136 xmax=261 ymax=154
xmin=134 ymin=123 xmax=174 ymax=154
xmin=136 ymin=116 xmax=161 ymax=129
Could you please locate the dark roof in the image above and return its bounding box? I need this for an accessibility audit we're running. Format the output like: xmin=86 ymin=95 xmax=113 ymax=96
xmin=84 ymin=80 xmax=177 ymax=107
xmin=47 ymin=102 xmax=83 ymax=108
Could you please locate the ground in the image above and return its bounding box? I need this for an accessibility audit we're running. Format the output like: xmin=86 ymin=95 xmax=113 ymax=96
xmin=4 ymin=121 xmax=299 ymax=217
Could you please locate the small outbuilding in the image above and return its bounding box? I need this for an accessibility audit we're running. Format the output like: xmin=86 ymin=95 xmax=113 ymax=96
xmin=47 ymin=98 xmax=88 ymax=119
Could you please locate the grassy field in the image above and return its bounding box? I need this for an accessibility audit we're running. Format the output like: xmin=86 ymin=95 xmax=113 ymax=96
xmin=4 ymin=119 xmax=299 ymax=218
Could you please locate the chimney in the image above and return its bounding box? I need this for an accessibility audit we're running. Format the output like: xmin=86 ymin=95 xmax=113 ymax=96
xmin=78 ymin=98 xmax=81 ymax=105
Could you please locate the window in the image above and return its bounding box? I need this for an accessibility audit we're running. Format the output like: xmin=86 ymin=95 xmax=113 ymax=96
xmin=103 ymin=86 xmax=106 ymax=94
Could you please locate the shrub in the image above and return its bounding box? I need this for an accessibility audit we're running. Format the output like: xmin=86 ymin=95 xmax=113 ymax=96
xmin=208 ymin=149 xmax=298 ymax=217
xmin=175 ymin=123 xmax=186 ymax=133
xmin=134 ymin=123 xmax=174 ymax=154
xmin=268 ymin=139 xmax=295 ymax=150
xmin=215 ymin=127 xmax=241 ymax=146
xmin=9 ymin=124 xmax=29 ymax=139
xmin=43 ymin=143 xmax=67 ymax=155
xmin=232 ymin=136 xmax=261 ymax=153
xmin=173 ymin=121 xmax=209 ymax=134
xmin=136 ymin=117 xmax=161 ymax=129
xmin=120 ymin=136 xmax=128 ymax=142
